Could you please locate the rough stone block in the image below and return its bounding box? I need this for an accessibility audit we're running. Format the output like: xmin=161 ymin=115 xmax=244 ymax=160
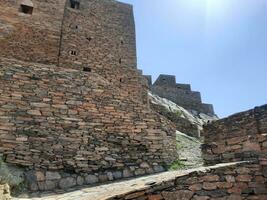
xmin=85 ymin=175 xmax=98 ymax=184
xmin=46 ymin=172 xmax=61 ymax=181
xmin=59 ymin=177 xmax=76 ymax=189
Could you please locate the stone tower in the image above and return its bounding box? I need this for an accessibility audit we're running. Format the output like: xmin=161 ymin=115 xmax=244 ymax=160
xmin=0 ymin=0 xmax=178 ymax=191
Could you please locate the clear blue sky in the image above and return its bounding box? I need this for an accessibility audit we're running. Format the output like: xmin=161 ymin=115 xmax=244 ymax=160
xmin=120 ymin=0 xmax=267 ymax=118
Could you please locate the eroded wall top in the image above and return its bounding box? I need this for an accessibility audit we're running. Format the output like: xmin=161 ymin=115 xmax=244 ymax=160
xmin=146 ymin=74 xmax=215 ymax=115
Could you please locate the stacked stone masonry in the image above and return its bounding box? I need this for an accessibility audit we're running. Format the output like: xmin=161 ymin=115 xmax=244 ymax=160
xmin=108 ymin=162 xmax=267 ymax=200
xmin=0 ymin=0 xmax=66 ymax=64
xmin=58 ymin=0 xmax=147 ymax=104
xmin=10 ymin=104 xmax=267 ymax=199
xmin=146 ymin=75 xmax=215 ymax=115
xmin=202 ymin=104 xmax=267 ymax=165
xmin=106 ymin=105 xmax=267 ymax=200
xmin=0 ymin=58 xmax=177 ymax=191
xmin=0 ymin=0 xmax=178 ymax=192
xmin=0 ymin=0 xmax=148 ymax=104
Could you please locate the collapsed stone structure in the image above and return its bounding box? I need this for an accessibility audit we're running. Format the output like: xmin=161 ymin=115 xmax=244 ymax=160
xmin=0 ymin=0 xmax=178 ymax=192
xmin=145 ymin=75 xmax=215 ymax=116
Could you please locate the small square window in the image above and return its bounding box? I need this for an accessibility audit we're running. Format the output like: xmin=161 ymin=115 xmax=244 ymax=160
xmin=20 ymin=4 xmax=33 ymax=15
xmin=70 ymin=0 xmax=80 ymax=9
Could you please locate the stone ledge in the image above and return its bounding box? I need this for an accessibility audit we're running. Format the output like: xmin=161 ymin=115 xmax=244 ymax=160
xmin=13 ymin=162 xmax=251 ymax=200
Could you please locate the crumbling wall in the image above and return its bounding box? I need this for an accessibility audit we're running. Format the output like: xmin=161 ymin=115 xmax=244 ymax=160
xmin=0 ymin=0 xmax=66 ymax=64
xmin=0 ymin=58 xmax=177 ymax=191
xmin=148 ymin=74 xmax=215 ymax=115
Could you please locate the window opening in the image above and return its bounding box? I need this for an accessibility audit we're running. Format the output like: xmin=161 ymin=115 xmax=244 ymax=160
xmin=70 ymin=0 xmax=80 ymax=9
xmin=83 ymin=67 xmax=91 ymax=72
xmin=20 ymin=1 xmax=34 ymax=15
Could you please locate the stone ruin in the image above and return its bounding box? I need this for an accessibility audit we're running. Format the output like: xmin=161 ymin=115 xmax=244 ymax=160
xmin=145 ymin=74 xmax=215 ymax=116
xmin=0 ymin=0 xmax=266 ymax=199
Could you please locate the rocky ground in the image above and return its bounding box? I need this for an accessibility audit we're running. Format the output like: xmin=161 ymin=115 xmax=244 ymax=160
xmin=175 ymin=131 xmax=203 ymax=169
xmin=149 ymin=92 xmax=218 ymax=170
xmin=149 ymin=92 xmax=218 ymax=136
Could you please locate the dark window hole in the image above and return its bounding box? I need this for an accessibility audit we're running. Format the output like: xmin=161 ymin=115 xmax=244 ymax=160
xmin=83 ymin=67 xmax=91 ymax=72
xmin=70 ymin=0 xmax=80 ymax=9
xmin=20 ymin=4 xmax=33 ymax=15
xmin=70 ymin=50 xmax=77 ymax=56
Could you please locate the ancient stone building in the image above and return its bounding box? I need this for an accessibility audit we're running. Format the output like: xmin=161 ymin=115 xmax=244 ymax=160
xmin=0 ymin=0 xmax=177 ymax=191
xmin=146 ymin=74 xmax=215 ymax=115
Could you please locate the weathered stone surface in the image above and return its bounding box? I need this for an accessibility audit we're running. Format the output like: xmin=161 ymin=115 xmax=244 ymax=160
xmin=45 ymin=181 xmax=57 ymax=191
xmin=77 ymin=176 xmax=84 ymax=186
xmin=99 ymin=174 xmax=109 ymax=183
xmin=201 ymin=175 xmax=220 ymax=182
xmin=153 ymin=166 xmax=165 ymax=173
xmin=189 ymin=184 xmax=202 ymax=191
xmin=203 ymin=182 xmax=217 ymax=190
xmin=162 ymin=190 xmax=194 ymax=200
xmin=113 ymin=171 xmax=122 ymax=180
xmin=225 ymin=175 xmax=235 ymax=183
xmin=46 ymin=172 xmax=61 ymax=181
xmin=35 ymin=171 xmax=45 ymax=182
xmin=123 ymin=169 xmax=133 ymax=178
xmin=59 ymin=177 xmax=76 ymax=189
xmin=236 ymin=175 xmax=252 ymax=182
xmin=140 ymin=162 xmax=150 ymax=169
xmin=85 ymin=175 xmax=98 ymax=185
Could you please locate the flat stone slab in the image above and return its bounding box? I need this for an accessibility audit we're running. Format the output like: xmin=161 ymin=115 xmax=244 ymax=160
xmin=13 ymin=162 xmax=244 ymax=200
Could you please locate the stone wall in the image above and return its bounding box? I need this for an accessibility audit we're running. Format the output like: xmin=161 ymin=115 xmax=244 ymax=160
xmin=59 ymin=0 xmax=137 ymax=69
xmin=108 ymin=105 xmax=267 ymax=200
xmin=107 ymin=162 xmax=267 ymax=200
xmin=0 ymin=0 xmax=148 ymax=104
xmin=58 ymin=0 xmax=148 ymax=104
xmin=148 ymin=74 xmax=215 ymax=115
xmin=0 ymin=0 xmax=66 ymax=64
xmin=202 ymin=104 xmax=267 ymax=165
xmin=0 ymin=58 xmax=178 ymax=191
xmin=0 ymin=184 xmax=11 ymax=200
